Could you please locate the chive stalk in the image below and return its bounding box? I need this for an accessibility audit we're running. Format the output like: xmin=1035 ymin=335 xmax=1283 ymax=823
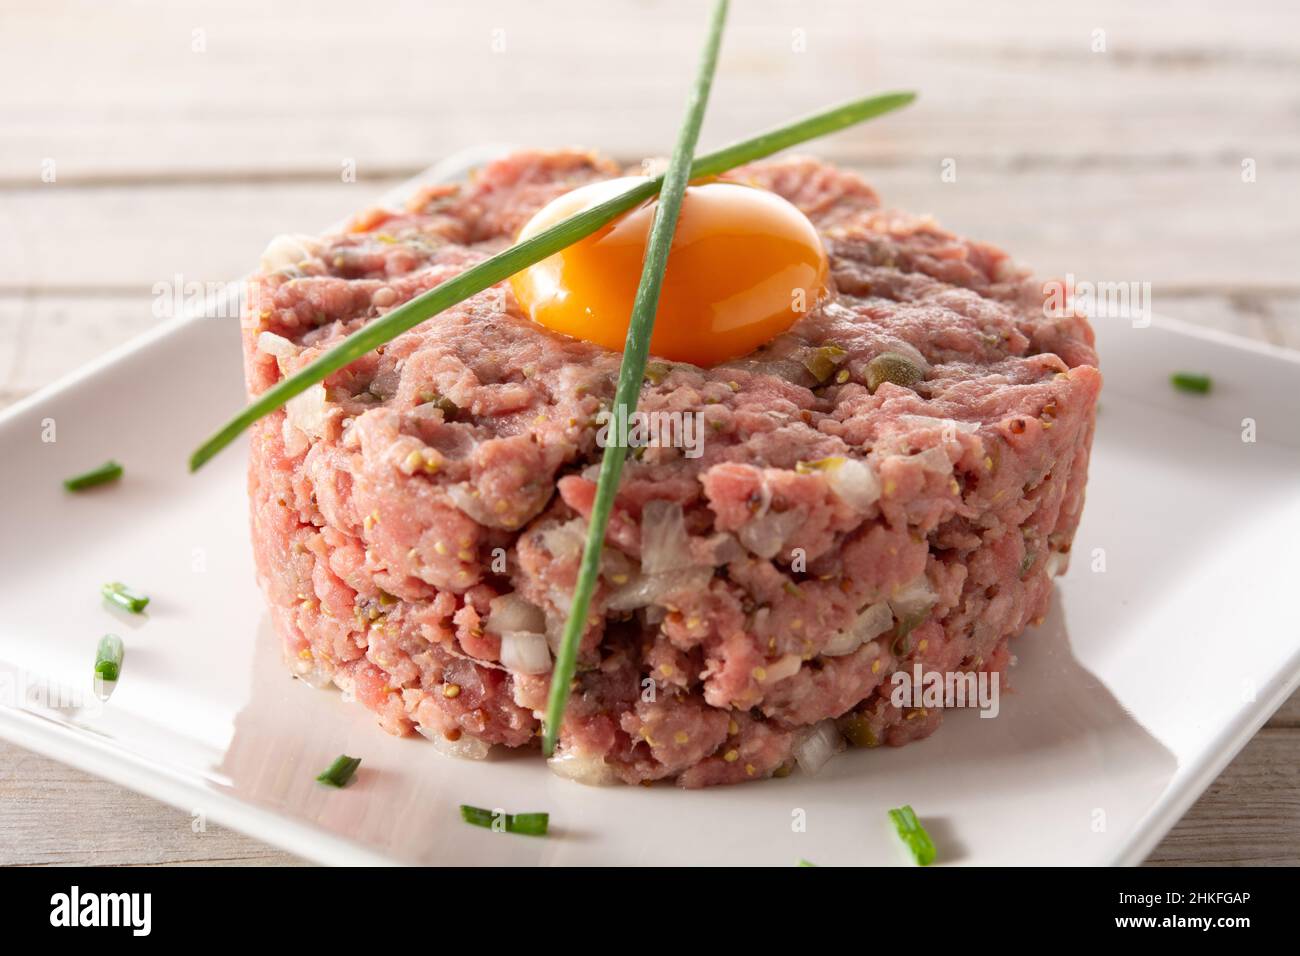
xmin=888 ymin=805 xmax=937 ymax=866
xmin=543 ymin=0 xmax=729 ymax=754
xmin=315 ymin=754 xmax=361 ymax=787
xmin=1171 ymin=371 xmax=1211 ymax=394
xmin=187 ymin=89 xmax=914 ymax=472
xmin=102 ymin=581 xmax=150 ymax=614
xmin=64 ymin=460 xmax=123 ymax=491
xmin=459 ymin=804 xmax=550 ymax=836
xmin=94 ymin=634 xmax=124 ymax=683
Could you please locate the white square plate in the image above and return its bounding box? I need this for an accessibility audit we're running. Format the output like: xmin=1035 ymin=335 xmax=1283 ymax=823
xmin=2 ymin=156 xmax=1298 ymax=866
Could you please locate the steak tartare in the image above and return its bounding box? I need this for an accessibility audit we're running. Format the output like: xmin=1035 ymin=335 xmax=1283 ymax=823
xmin=242 ymin=149 xmax=1100 ymax=787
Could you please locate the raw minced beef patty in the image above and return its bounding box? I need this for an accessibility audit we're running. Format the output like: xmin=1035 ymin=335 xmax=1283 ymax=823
xmin=243 ymin=149 xmax=1100 ymax=787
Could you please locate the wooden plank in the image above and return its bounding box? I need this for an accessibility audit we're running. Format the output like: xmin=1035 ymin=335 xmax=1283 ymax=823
xmin=2 ymin=0 xmax=1298 ymax=180
xmin=5 ymin=164 xmax=1300 ymax=295
xmin=1156 ymin=293 xmax=1298 ymax=350
xmin=1145 ymin=729 xmax=1300 ymax=866
xmin=0 ymin=296 xmax=161 ymax=406
xmin=0 ymin=742 xmax=303 ymax=866
xmin=1269 ymin=688 xmax=1300 ymax=728
xmin=0 ymin=182 xmax=374 ymax=293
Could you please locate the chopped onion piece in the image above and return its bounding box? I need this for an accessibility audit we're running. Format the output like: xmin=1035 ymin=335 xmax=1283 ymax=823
xmin=606 ymin=566 xmax=713 ymax=611
xmin=890 ymin=576 xmax=936 ymax=618
xmin=544 ymin=616 xmax=564 ymax=656
xmin=499 ymin=631 xmax=552 ymax=675
xmin=824 ymin=457 xmax=880 ymax=513
xmin=538 ymin=520 xmax=585 ymax=561
xmin=285 ymin=383 xmax=331 ymax=439
xmin=823 ymin=601 xmax=894 ymax=656
xmin=822 ymin=630 xmax=859 ymax=657
xmin=737 ymin=508 xmax=803 ymax=559
xmin=486 ymin=594 xmax=546 ymax=635
xmin=281 ymin=419 xmax=309 ymax=457
xmin=704 ymin=533 xmax=746 ymax=565
xmin=761 ymin=654 xmax=802 ymax=684
xmin=256 ymin=331 xmax=298 ymax=358
xmin=545 ymin=586 xmax=573 ymax=616
xmin=793 ymin=720 xmax=845 ymax=775
xmin=260 ymin=233 xmax=324 ymax=272
xmin=547 ymin=750 xmax=619 ymax=786
xmin=640 ymin=500 xmax=694 ymax=573
xmin=419 ymin=726 xmax=492 ymax=761
xmin=1045 ymin=550 xmax=1069 ymax=577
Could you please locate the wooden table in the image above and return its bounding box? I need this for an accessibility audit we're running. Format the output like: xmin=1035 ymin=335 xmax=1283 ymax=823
xmin=2 ymin=0 xmax=1296 ymax=866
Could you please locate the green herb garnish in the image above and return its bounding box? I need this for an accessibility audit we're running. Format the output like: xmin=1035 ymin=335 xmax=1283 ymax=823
xmin=459 ymin=804 xmax=550 ymax=837
xmin=797 ymin=858 xmax=818 ymax=867
xmin=543 ymin=0 xmax=728 ymax=755
xmin=888 ymin=804 xmax=937 ymax=866
xmin=94 ymin=634 xmax=124 ymax=683
xmin=64 ymin=460 xmax=123 ymax=491
xmin=315 ymin=754 xmax=362 ymax=787
xmin=101 ymin=581 xmax=150 ymax=614
xmin=1171 ymin=371 xmax=1211 ymax=394
xmin=188 ymin=88 xmax=917 ymax=471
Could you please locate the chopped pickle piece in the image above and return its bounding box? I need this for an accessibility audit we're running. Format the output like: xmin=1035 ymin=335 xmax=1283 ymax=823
xmin=838 ymin=712 xmax=879 ymax=748
xmin=644 ymin=361 xmax=672 ymax=385
xmin=803 ymin=344 xmax=847 ymax=382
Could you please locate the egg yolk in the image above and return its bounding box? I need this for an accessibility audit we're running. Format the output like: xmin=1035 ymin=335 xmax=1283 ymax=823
xmin=509 ymin=177 xmax=828 ymax=367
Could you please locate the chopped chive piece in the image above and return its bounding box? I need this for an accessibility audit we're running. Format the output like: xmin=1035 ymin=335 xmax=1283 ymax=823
xmin=315 ymin=754 xmax=361 ymax=787
xmin=459 ymin=804 xmax=550 ymax=837
xmin=798 ymin=858 xmax=818 ymax=867
xmin=1171 ymin=371 xmax=1211 ymax=394
xmin=188 ymin=87 xmax=917 ymax=471
xmin=64 ymin=460 xmax=123 ymax=491
xmin=888 ymin=805 xmax=937 ymax=866
xmin=101 ymin=581 xmax=150 ymax=614
xmin=508 ymin=812 xmax=550 ymax=837
xmin=94 ymin=634 xmax=124 ymax=683
xmin=460 ymin=804 xmax=496 ymax=828
xmin=544 ymin=0 xmax=728 ymax=755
